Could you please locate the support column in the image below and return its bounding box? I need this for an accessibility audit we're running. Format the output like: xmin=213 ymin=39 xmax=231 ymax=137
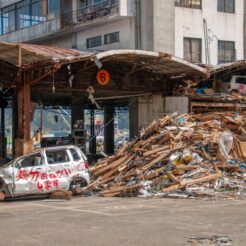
xmin=104 ymin=105 xmax=114 ymax=155
xmin=23 ymin=71 xmax=31 ymax=143
xmin=15 ymin=71 xmax=32 ymax=157
xmin=0 ymin=106 xmax=5 ymax=163
xmin=129 ymin=99 xmax=139 ymax=140
xmin=71 ymin=97 xmax=84 ymax=131
xmin=12 ymin=93 xmax=18 ymax=158
xmin=71 ymin=97 xmax=86 ymax=151
xmin=89 ymin=109 xmax=96 ymax=154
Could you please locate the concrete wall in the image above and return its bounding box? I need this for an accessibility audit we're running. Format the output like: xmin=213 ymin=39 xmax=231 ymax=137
xmin=152 ymin=0 xmax=175 ymax=54
xmin=77 ymin=18 xmax=135 ymax=50
xmin=0 ymin=18 xmax=61 ymax=43
xmin=175 ymin=0 xmax=244 ymax=65
xmin=165 ymin=97 xmax=189 ymax=115
xmin=38 ymin=18 xmax=135 ymax=50
xmin=139 ymin=0 xmax=154 ymax=51
xmin=120 ymin=0 xmax=135 ymax=16
xmin=244 ymin=0 xmax=246 ymax=58
xmin=129 ymin=94 xmax=165 ymax=137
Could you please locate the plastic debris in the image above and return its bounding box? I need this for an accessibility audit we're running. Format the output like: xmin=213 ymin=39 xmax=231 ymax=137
xmin=87 ymin=112 xmax=246 ymax=199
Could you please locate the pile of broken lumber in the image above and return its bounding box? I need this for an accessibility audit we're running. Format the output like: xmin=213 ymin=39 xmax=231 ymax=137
xmin=87 ymin=112 xmax=246 ymax=198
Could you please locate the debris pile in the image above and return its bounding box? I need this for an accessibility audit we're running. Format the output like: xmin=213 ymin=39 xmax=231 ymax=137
xmin=187 ymin=235 xmax=233 ymax=246
xmin=87 ymin=112 xmax=246 ymax=198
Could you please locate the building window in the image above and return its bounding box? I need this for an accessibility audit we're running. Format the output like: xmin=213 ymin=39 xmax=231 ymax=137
xmin=218 ymin=0 xmax=235 ymax=13
xmin=218 ymin=40 xmax=235 ymax=64
xmin=31 ymin=0 xmax=46 ymax=25
xmin=175 ymin=0 xmax=202 ymax=9
xmin=16 ymin=0 xmax=32 ymax=29
xmin=0 ymin=0 xmax=56 ymax=35
xmin=184 ymin=38 xmax=202 ymax=63
xmin=87 ymin=36 xmax=102 ymax=48
xmin=47 ymin=0 xmax=60 ymax=18
xmin=2 ymin=5 xmax=16 ymax=34
xmin=78 ymin=0 xmax=92 ymax=8
xmin=104 ymin=32 xmax=119 ymax=44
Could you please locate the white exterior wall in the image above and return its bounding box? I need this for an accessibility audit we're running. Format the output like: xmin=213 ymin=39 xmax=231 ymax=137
xmin=77 ymin=18 xmax=135 ymax=50
xmin=175 ymin=0 xmax=244 ymax=65
xmin=40 ymin=18 xmax=135 ymax=50
xmin=120 ymin=0 xmax=135 ymax=16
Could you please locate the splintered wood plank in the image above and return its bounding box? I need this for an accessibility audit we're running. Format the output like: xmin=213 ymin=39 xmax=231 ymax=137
xmin=100 ymin=154 xmax=135 ymax=181
xmin=100 ymin=184 xmax=142 ymax=197
xmin=93 ymin=154 xmax=132 ymax=177
xmin=161 ymin=172 xmax=222 ymax=193
xmin=167 ymin=172 xmax=180 ymax=184
xmin=240 ymin=142 xmax=246 ymax=158
xmin=143 ymin=146 xmax=169 ymax=157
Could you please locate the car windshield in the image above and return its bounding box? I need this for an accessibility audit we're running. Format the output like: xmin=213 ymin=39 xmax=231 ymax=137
xmin=236 ymin=77 xmax=246 ymax=85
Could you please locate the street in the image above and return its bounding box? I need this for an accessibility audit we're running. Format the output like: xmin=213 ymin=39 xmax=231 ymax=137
xmin=0 ymin=197 xmax=245 ymax=246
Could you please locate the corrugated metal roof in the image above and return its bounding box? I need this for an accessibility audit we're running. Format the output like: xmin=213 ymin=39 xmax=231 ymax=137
xmin=96 ymin=50 xmax=209 ymax=77
xmin=0 ymin=42 xmax=93 ymax=68
xmin=0 ymin=42 xmax=208 ymax=78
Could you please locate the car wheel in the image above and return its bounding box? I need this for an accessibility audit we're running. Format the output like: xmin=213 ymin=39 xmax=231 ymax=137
xmin=69 ymin=178 xmax=87 ymax=195
xmin=231 ymin=89 xmax=238 ymax=94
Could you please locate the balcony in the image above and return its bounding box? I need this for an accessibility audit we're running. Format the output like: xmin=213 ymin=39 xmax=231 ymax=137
xmin=0 ymin=0 xmax=119 ymax=43
xmin=62 ymin=0 xmax=119 ymax=29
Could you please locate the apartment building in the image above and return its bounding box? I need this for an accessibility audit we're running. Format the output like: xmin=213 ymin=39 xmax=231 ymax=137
xmin=140 ymin=0 xmax=245 ymax=65
xmin=0 ymin=0 xmax=136 ymax=50
xmin=0 ymin=0 xmax=244 ymax=65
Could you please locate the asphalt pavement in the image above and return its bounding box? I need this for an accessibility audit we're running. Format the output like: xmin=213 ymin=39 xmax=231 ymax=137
xmin=0 ymin=196 xmax=245 ymax=246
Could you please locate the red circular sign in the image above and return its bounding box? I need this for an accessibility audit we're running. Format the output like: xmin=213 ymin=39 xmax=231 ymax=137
xmin=96 ymin=69 xmax=110 ymax=86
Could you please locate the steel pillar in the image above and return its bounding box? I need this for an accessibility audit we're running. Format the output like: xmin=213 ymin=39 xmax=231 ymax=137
xmin=0 ymin=106 xmax=5 ymax=163
xmin=129 ymin=99 xmax=139 ymax=140
xmin=104 ymin=105 xmax=114 ymax=155
xmin=89 ymin=109 xmax=96 ymax=154
xmin=71 ymin=98 xmax=84 ymax=131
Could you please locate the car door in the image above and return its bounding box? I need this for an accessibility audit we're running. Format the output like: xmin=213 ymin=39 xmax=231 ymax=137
xmin=68 ymin=147 xmax=85 ymax=175
xmin=13 ymin=151 xmax=47 ymax=195
xmin=44 ymin=148 xmax=72 ymax=191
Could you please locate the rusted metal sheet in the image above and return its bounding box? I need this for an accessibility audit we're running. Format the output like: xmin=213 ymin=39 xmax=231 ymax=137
xmin=96 ymin=50 xmax=209 ymax=78
xmin=210 ymin=60 xmax=246 ymax=77
xmin=0 ymin=42 xmax=209 ymax=78
xmin=0 ymin=42 xmax=93 ymax=68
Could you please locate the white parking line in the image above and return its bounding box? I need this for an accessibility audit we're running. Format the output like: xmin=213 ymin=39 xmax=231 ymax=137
xmin=0 ymin=203 xmax=36 ymax=210
xmin=29 ymin=202 xmax=115 ymax=216
xmin=0 ymin=199 xmax=245 ymax=218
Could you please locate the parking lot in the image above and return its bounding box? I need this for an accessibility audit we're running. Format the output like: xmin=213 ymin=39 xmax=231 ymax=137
xmin=0 ymin=197 xmax=245 ymax=246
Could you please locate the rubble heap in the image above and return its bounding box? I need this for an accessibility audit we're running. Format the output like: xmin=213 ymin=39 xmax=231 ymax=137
xmin=87 ymin=112 xmax=246 ymax=198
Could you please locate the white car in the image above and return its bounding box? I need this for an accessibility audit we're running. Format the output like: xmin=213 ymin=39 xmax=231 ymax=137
xmin=221 ymin=75 xmax=246 ymax=94
xmin=0 ymin=145 xmax=89 ymax=200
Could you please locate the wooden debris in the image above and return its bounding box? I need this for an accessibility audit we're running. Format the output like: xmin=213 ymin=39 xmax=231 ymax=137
xmin=87 ymin=112 xmax=246 ymax=198
xmin=49 ymin=190 xmax=72 ymax=200
xmin=0 ymin=192 xmax=5 ymax=201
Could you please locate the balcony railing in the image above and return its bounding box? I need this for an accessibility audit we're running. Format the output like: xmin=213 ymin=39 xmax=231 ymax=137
xmin=61 ymin=0 xmax=119 ymax=28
